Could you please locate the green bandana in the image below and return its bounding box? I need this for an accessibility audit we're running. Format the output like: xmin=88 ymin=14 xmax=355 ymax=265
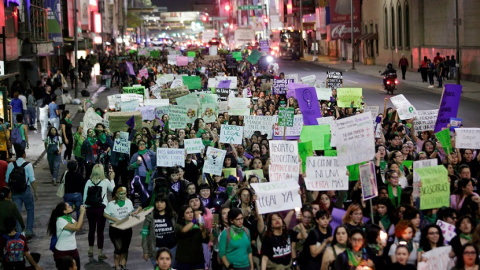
xmin=230 ymin=225 xmax=244 ymax=241
xmin=387 ymin=183 xmax=401 ymax=208
xmin=65 ymin=118 xmax=72 ymax=125
xmin=187 ymin=221 xmax=199 ymax=230
xmin=117 ymin=200 xmax=125 ymax=207
xmin=379 ymin=214 xmax=391 ymax=231
xmin=98 ymin=133 xmax=107 ymax=144
xmin=346 ymin=248 xmax=363 ymax=267
xmin=138 ymin=149 xmax=148 ymax=155
xmin=96 ymin=111 xmax=102 ymax=116
xmin=460 ymin=233 xmax=472 ymax=241
xmin=59 ymin=215 xmax=73 ymax=224
xmin=88 ymin=137 xmax=97 ymax=145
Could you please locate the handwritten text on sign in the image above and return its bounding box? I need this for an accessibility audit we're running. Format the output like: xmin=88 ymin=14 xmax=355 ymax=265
xmin=413 ymin=110 xmax=439 ymax=132
xmin=273 ymin=79 xmax=294 ymax=95
xmin=417 ymin=165 xmax=449 ymax=210
xmin=455 ymin=128 xmax=480 ymax=149
xmin=157 ymin=148 xmax=185 ymax=168
xmin=269 ymin=141 xmax=300 ymax=182
xmin=113 ymin=131 xmax=130 ymax=154
xmin=203 ymin=147 xmax=226 ymax=176
xmin=390 ymin=94 xmax=417 ymax=120
xmin=220 ymin=125 xmax=244 ymax=145
xmin=184 ymin=138 xmax=204 ymax=154
xmin=243 ymin=115 xmax=275 ymax=139
xmin=335 ymin=113 xmax=375 ymax=166
xmin=251 ymin=179 xmax=302 ymax=215
xmin=304 ymin=156 xmax=348 ymax=191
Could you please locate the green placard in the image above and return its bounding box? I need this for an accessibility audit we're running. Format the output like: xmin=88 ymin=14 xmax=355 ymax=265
xmin=129 ymin=49 xmax=137 ymax=54
xmin=223 ymin=168 xmax=237 ymax=178
xmin=300 ymin=125 xmax=331 ymax=150
xmin=435 ymin=129 xmax=453 ymax=155
xmin=417 ymin=165 xmax=449 ymax=210
xmin=298 ymin=141 xmax=313 ymax=172
xmin=324 ymin=150 xmax=337 ymax=156
xmin=347 ymin=164 xmax=360 ymax=181
xmin=238 ymin=5 xmax=263 ymax=10
xmin=122 ymin=86 xmax=145 ymax=95
xmin=337 ymin=88 xmax=363 ymax=108
xmin=182 ymin=76 xmax=202 ymax=90
xmin=247 ymin=50 xmax=262 ymax=64
xmin=278 ymin=107 xmax=295 ymax=127
xmin=232 ymin=52 xmax=242 ymax=61
xmin=150 ymin=50 xmax=160 ymax=58
xmin=187 ymin=51 xmax=196 ymax=57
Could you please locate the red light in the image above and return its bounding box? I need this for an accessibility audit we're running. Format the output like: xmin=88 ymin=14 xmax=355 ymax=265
xmin=229 ymin=24 xmax=233 ymax=30
xmin=395 ymin=79 xmax=399 ymax=84
xmin=386 ymin=81 xmax=390 ymax=85
xmin=202 ymin=15 xmax=208 ymax=22
xmin=225 ymin=4 xmax=231 ymax=11
xmin=264 ymin=17 xmax=268 ymax=23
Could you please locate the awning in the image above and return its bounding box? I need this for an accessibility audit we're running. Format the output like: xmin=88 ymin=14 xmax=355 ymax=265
xmin=356 ymin=33 xmax=370 ymax=40
xmin=356 ymin=32 xmax=378 ymax=40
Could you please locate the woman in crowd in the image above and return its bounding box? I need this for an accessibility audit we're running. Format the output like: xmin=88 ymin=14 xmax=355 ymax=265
xmin=334 ymin=228 xmax=375 ymax=269
xmin=94 ymin=123 xmax=112 ymax=167
xmin=260 ymin=213 xmax=294 ymax=269
xmin=61 ymin=110 xmax=74 ymax=163
xmin=451 ymin=243 xmax=480 ymax=270
xmin=418 ymin=224 xmax=445 ymax=263
xmin=73 ymin=125 xmax=85 ymax=176
xmin=45 ymin=126 xmax=63 ymax=185
xmin=104 ymin=186 xmax=135 ymax=270
xmin=83 ymin=164 xmax=115 ymax=260
xmin=218 ymin=208 xmax=253 ymax=270
xmin=389 ymin=220 xmax=418 ymax=265
xmin=383 ymin=170 xmax=402 ymax=208
xmin=142 ymin=194 xmax=178 ymax=269
xmin=373 ymin=197 xmax=397 ymax=234
xmin=211 ymin=206 xmax=230 ymax=270
xmin=301 ymin=209 xmax=332 ymax=270
xmin=389 ymin=245 xmax=416 ymax=270
xmin=47 ymin=202 xmax=86 ymax=269
xmin=128 ymin=139 xmax=156 ymax=204
xmin=451 ymin=178 xmax=480 ymax=211
xmin=0 ymin=187 xmax=25 ymax=234
xmin=342 ymin=204 xmax=365 ymax=232
xmin=63 ymin=160 xmax=86 ymax=219
xmin=155 ymin=248 xmax=174 ymax=270
xmin=110 ymin=131 xmax=130 ymax=186
xmin=320 ymin=225 xmax=349 ymax=270
xmin=450 ymin=215 xmax=476 ymax=259
xmin=55 ymin=256 xmax=77 ymax=270
xmin=81 ymin=128 xmax=98 ymax=180
xmin=291 ymin=205 xmax=315 ymax=261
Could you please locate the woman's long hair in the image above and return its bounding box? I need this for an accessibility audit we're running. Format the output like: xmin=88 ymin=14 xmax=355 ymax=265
xmin=264 ymin=213 xmax=288 ymax=239
xmin=178 ymin=205 xmax=193 ymax=226
xmin=154 ymin=194 xmax=176 ymax=220
xmin=47 ymin=202 xmax=67 ymax=236
xmin=455 ymin=243 xmax=480 ymax=269
xmin=419 ymin=224 xmax=445 ymax=252
xmin=90 ymin=164 xmax=106 ymax=182
xmin=0 ymin=187 xmax=11 ymax=200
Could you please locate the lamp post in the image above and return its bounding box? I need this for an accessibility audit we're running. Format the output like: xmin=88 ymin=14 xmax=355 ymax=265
xmin=300 ymin=0 xmax=303 ymax=58
xmin=74 ymin=0 xmax=78 ymax=98
xmin=351 ymin=0 xmax=355 ymax=70
xmin=455 ymin=0 xmax=460 ymax=84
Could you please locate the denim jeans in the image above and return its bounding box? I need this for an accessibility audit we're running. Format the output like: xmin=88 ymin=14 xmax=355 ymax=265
xmin=437 ymin=74 xmax=443 ymax=88
xmin=12 ymin=112 xmax=22 ymax=124
xmin=27 ymin=107 xmax=36 ymax=126
xmin=64 ymin=192 xmax=83 ymax=219
xmin=47 ymin=152 xmax=61 ymax=180
xmin=12 ymin=186 xmax=34 ymax=233
xmin=49 ymin=117 xmax=60 ymax=130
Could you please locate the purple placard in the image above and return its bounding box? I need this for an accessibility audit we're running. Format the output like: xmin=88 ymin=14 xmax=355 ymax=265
xmin=217 ymin=80 xmax=231 ymax=89
xmin=286 ymin=83 xmax=308 ymax=98
xmin=273 ymin=135 xmax=300 ymax=140
xmin=434 ymin=84 xmax=462 ymax=133
xmin=126 ymin=61 xmax=135 ymax=76
xmin=273 ymin=79 xmax=294 ymax=95
xmin=295 ymin=87 xmax=322 ymax=125
xmin=330 ymin=208 xmax=370 ymax=233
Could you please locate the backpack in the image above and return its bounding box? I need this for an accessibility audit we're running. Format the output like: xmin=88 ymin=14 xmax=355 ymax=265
xmin=10 ymin=124 xmax=23 ymax=145
xmin=81 ymin=90 xmax=90 ymax=97
xmin=3 ymin=233 xmax=25 ymax=262
xmin=8 ymin=161 xmax=29 ymax=194
xmin=85 ymin=181 xmax=104 ymax=207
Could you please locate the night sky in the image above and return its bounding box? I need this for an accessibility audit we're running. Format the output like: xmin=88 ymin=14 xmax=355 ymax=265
xmin=152 ymin=0 xmax=195 ymax=11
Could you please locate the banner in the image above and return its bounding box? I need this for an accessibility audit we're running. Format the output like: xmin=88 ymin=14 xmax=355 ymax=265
xmin=359 ymin=162 xmax=378 ymax=200
xmin=434 ymin=84 xmax=462 ymax=133
xmin=168 ymin=105 xmax=188 ymax=129
xmin=316 ymin=88 xmax=332 ymax=101
xmin=273 ymin=79 xmax=294 ymax=95
xmin=335 ymin=113 xmax=375 ymax=166
xmin=412 ymin=159 xmax=438 ymax=199
xmin=295 ymin=87 xmax=322 ymax=125
xmin=455 ymin=128 xmax=480 ymax=149
xmin=203 ymin=147 xmax=227 ymax=176
xmin=273 ymin=115 xmax=304 ymax=139
xmin=278 ymin=107 xmax=294 ymax=127
xmin=300 ymin=125 xmax=331 ymax=150
xmin=243 ymin=115 xmax=275 ymax=139
xmin=201 ymin=103 xmax=217 ymax=123
xmin=337 ymin=88 xmax=363 ymax=108
xmin=326 ymin=71 xmax=343 ymax=89
xmin=220 ymin=125 xmax=244 ymax=145
xmin=251 ymin=179 xmax=302 ymax=215
xmin=413 ymin=110 xmax=438 ymax=131
xmin=228 ymin=97 xmax=250 ymax=115
xmin=144 ymin=99 xmax=169 ymax=107
xmin=184 ymin=138 xmax=204 ymax=154
xmin=304 ymin=156 xmax=348 ymax=191
xmin=269 ymin=141 xmax=300 ymax=182
xmin=138 ymin=106 xmax=156 ymax=121
xmin=417 ymin=165 xmax=449 ymax=210
xmin=390 ymin=94 xmax=417 ymax=120
xmin=182 ymin=76 xmax=202 ymax=90
xmin=157 ymin=148 xmax=185 ymax=167
xmin=138 ymin=68 xmax=148 ymax=79
xmin=176 ymin=93 xmax=200 ymax=107
xmin=417 ymin=246 xmax=453 ymax=270
xmin=123 ymin=86 xmax=146 ymax=96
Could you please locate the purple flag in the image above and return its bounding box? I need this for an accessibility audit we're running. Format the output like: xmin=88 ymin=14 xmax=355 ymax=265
xmin=434 ymin=84 xmax=462 ymax=133
xmin=217 ymin=80 xmax=231 ymax=89
xmin=330 ymin=208 xmax=370 ymax=233
xmin=126 ymin=116 xmax=135 ymax=129
xmin=287 ymin=83 xmax=308 ymax=99
xmin=295 ymin=87 xmax=322 ymax=125
xmin=126 ymin=61 xmax=135 ymax=76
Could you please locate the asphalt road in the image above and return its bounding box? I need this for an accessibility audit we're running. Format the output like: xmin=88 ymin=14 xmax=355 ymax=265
xmin=278 ymin=59 xmax=480 ymax=127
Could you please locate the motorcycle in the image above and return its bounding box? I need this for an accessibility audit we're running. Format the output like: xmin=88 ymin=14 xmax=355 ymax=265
xmin=383 ymin=72 xmax=399 ymax=94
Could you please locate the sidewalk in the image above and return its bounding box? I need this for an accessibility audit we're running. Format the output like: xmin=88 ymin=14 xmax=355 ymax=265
xmin=302 ymin=53 xmax=480 ymax=102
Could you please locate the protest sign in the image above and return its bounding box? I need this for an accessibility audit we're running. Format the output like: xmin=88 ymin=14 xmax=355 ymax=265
xmin=295 ymin=87 xmax=322 ymax=125
xmin=217 ymin=80 xmax=231 ymax=89
xmin=417 ymin=246 xmax=453 ymax=270
xmin=184 ymin=138 xmax=204 ymax=154
xmin=285 ymin=74 xmax=298 ymax=83
xmin=120 ymin=99 xmax=138 ymax=112
xmin=113 ymin=131 xmax=130 ymax=154
xmin=82 ymin=108 xmax=104 ymax=136
xmin=347 ymin=164 xmax=360 ymax=181
xmin=304 ymin=156 xmax=348 ymax=191
xmin=150 ymin=50 xmax=160 ymax=58
xmin=228 ymin=97 xmax=250 ymax=115
xmin=300 ymin=75 xmax=316 ymax=86
xmin=436 ymin=220 xmax=456 ymax=243
xmin=198 ymin=93 xmax=218 ymax=104
xmin=121 ymin=93 xmax=143 ymax=103
xmin=126 ymin=61 xmax=135 ymax=76
xmin=107 ymin=94 xmax=121 ymax=110
xmin=278 ymin=107 xmax=294 ymax=127
xmin=247 ymin=50 xmax=262 ymax=64
xmin=337 ymin=88 xmax=363 ymax=108
xmin=176 ymin=56 xmax=188 ymax=66
xmin=359 ymin=162 xmax=378 ymax=200
xmin=335 ymin=113 xmax=375 ymax=166
xmin=316 ymin=117 xmax=336 ymax=147
xmin=144 ymin=99 xmax=169 ymax=107
xmin=220 ymin=125 xmax=244 ymax=145
xmin=107 ymin=111 xmax=142 ymax=133
xmin=176 ymin=93 xmax=200 ymax=107
xmin=170 ymin=79 xmax=183 ymax=89
xmin=167 ymin=55 xmax=177 ymax=65
xmin=187 ymin=51 xmax=196 ymax=57
xmin=363 ymin=106 xmax=379 ymax=119
xmin=325 ymin=150 xmax=337 ymax=156
xmin=157 ymin=74 xmax=174 ymax=85
xmin=455 ymin=128 xmax=480 ymax=149
xmin=416 ymin=165 xmax=449 ymax=210
xmin=232 ymin=51 xmax=242 ymax=61
xmin=315 ymin=88 xmax=332 ymax=101
xmin=273 ymin=79 xmax=294 ymax=95
xmin=434 ymin=84 xmax=462 ymax=133
xmin=390 ymin=94 xmax=417 ymax=120
xmin=259 ymin=40 xmax=269 ymax=52
xmin=326 ymin=71 xmax=343 ymax=89
xmin=138 ymin=68 xmax=148 ymax=79
xmin=286 ymin=82 xmax=308 ymax=99
xmin=168 ymin=105 xmax=188 ymax=129
xmin=222 ymin=168 xmax=236 ymax=178
xmin=298 ymin=141 xmax=313 ymax=172
xmin=203 ymin=147 xmax=227 ymax=176
xmin=138 ymin=106 xmax=156 ymax=121
xmin=218 ymin=101 xmax=228 ymax=114
xmin=245 ymin=169 xmax=265 ymax=182
xmin=157 ymin=148 xmax=185 ymax=168
xmin=160 ymin=85 xmax=190 ymax=101
xmin=273 ymin=115 xmax=304 ymax=139
xmin=413 ymin=159 xmax=438 ymax=199
xmin=150 ymin=85 xmax=161 ymax=99
xmin=450 ymin=117 xmax=462 ymax=131
xmin=182 ymin=76 xmax=201 ymax=90
xmin=413 ymin=110 xmax=438 ymax=131
xmin=300 ymin=125 xmax=331 ymax=150
xmin=208 ymin=78 xmax=218 ymax=88
xmin=215 ymin=88 xmax=231 ymax=102
xmin=185 ymin=105 xmax=199 ymax=124
xmin=216 ymin=76 xmax=238 ymax=89
xmin=243 ymin=115 xmax=275 ymax=139
xmin=123 ymin=86 xmax=146 ymax=96
xmin=269 ymin=141 xmax=300 ymax=182
xmin=201 ymin=103 xmax=217 ymax=123
xmin=435 ymin=129 xmax=453 ymax=155
xmin=154 ymin=106 xmax=169 ymax=121
xmin=251 ymin=179 xmax=302 ymax=215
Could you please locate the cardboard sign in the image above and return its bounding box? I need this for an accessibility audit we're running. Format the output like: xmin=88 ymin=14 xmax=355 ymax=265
xmin=300 ymin=75 xmax=316 ymax=86
xmin=359 ymin=162 xmax=378 ymax=200
xmin=273 ymin=79 xmax=294 ymax=95
xmin=300 ymin=125 xmax=331 ymax=150
xmin=434 ymin=84 xmax=462 ymax=133
xmin=161 ymin=85 xmax=190 ymax=101
xmin=157 ymin=74 xmax=174 ymax=85
xmin=107 ymin=111 xmax=142 ymax=133
xmin=390 ymin=94 xmax=417 ymax=120
xmin=315 ymin=88 xmax=332 ymax=101
xmin=187 ymin=51 xmax=196 ymax=57
xmin=417 ymin=246 xmax=453 ymax=270
xmin=107 ymin=94 xmax=121 ymax=110
xmin=138 ymin=68 xmax=148 ymax=79
xmin=337 ymin=88 xmax=363 ymax=108
xmin=295 ymin=87 xmax=322 ymax=125
xmin=157 ymin=148 xmax=185 ymax=167
xmin=243 ymin=115 xmax=275 ymax=140
xmin=185 ymin=105 xmax=199 ymax=124
xmin=168 ymin=105 xmax=188 ymax=129
xmin=269 ymin=140 xmax=300 ymax=182
xmin=182 ymin=76 xmax=202 ymax=90
xmin=144 ymin=99 xmax=169 ymax=107
xmin=273 ymin=115 xmax=304 ymax=139
xmin=278 ymin=107 xmax=295 ymax=127
xmin=112 ymin=131 xmax=130 ymax=154
xmin=170 ymin=79 xmax=184 ymax=89
xmin=413 ymin=159 xmax=438 ymax=200
xmin=228 ymin=97 xmax=250 ymax=115
xmin=417 ymin=165 xmax=449 ymax=210
xmin=455 ymin=128 xmax=480 ymax=149
xmin=121 ymin=99 xmax=138 ymax=112
xmin=413 ymin=110 xmax=439 ymax=131
xmin=251 ymin=179 xmax=302 ymax=215
xmin=363 ymin=106 xmax=380 ymax=119
xmin=138 ymin=106 xmax=156 ymax=121
xmin=176 ymin=93 xmax=200 ymax=107
xmin=435 ymin=129 xmax=453 ymax=155
xmin=184 ymin=138 xmax=204 ymax=154
xmin=335 ymin=113 xmax=375 ymax=166
xmin=203 ymin=147 xmax=227 ymax=176
xmin=220 ymin=125 xmax=244 ymax=145
xmin=304 ymin=156 xmax=348 ymax=191
xmin=201 ymin=103 xmax=217 ymax=123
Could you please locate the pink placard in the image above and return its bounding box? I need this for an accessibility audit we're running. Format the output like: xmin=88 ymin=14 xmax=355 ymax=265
xmin=177 ymin=56 xmax=188 ymax=66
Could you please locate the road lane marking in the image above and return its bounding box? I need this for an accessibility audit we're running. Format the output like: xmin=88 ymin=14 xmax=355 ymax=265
xmin=423 ymin=102 xmax=438 ymax=107
xmin=345 ymin=80 xmax=359 ymax=84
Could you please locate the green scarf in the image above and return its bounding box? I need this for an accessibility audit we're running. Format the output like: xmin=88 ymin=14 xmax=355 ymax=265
xmin=387 ymin=183 xmax=401 ymax=208
xmin=117 ymin=200 xmax=125 ymax=207
xmin=460 ymin=233 xmax=472 ymax=241
xmin=230 ymin=225 xmax=244 ymax=241
xmin=346 ymin=248 xmax=363 ymax=267
xmin=138 ymin=149 xmax=148 ymax=155
xmin=64 ymin=118 xmax=72 ymax=125
xmin=379 ymin=214 xmax=391 ymax=231
xmin=88 ymin=136 xmax=97 ymax=145
xmin=187 ymin=221 xmax=199 ymax=230
xmin=59 ymin=215 xmax=73 ymax=224
xmin=98 ymin=133 xmax=107 ymax=144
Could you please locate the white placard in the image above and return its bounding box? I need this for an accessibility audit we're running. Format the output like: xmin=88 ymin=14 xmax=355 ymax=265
xmin=107 ymin=94 xmax=121 ymax=109
xmin=273 ymin=115 xmax=304 ymax=137
xmin=304 ymin=156 xmax=348 ymax=191
xmin=359 ymin=162 xmax=378 ymax=200
xmin=157 ymin=148 xmax=185 ymax=167
xmin=335 ymin=113 xmax=375 ymax=166
xmin=121 ymin=99 xmax=139 ymax=112
xmin=203 ymin=147 xmax=227 ymax=176
xmin=251 ymin=179 xmax=302 ymax=215
xmin=82 ymin=108 xmax=104 ymax=136
xmin=218 ymin=101 xmax=228 ymax=113
xmin=436 ymin=220 xmax=456 ymax=243
xmin=184 ymin=138 xmax=204 ymax=154
xmin=215 ymin=76 xmax=237 ymax=89
xmin=390 ymin=94 xmax=417 ymax=120
xmin=413 ymin=110 xmax=439 ymax=132
xmin=455 ymin=128 xmax=480 ymax=149
xmin=300 ymin=75 xmax=316 ymax=86
xmin=228 ymin=97 xmax=250 ymax=115
xmin=156 ymin=74 xmax=174 ymax=85
xmin=138 ymin=106 xmax=156 ymax=121
xmin=208 ymin=78 xmax=218 ymax=88
xmin=112 ymin=131 xmax=130 ymax=154
xmin=269 ymin=140 xmax=300 ymax=182
xmin=417 ymin=246 xmax=453 ymax=270
xmin=144 ymin=99 xmax=169 ymax=107
xmin=285 ymin=73 xmax=298 ymax=83
xmin=121 ymin=93 xmax=144 ymax=103
xmin=363 ymin=105 xmax=380 ymax=119
xmin=243 ymin=115 xmax=275 ymax=139
xmin=413 ymin=159 xmax=438 ymax=200
xmin=167 ymin=55 xmax=176 ymax=65
xmin=168 ymin=105 xmax=188 ymax=129
xmin=220 ymin=125 xmax=244 ymax=145
xmin=315 ymin=88 xmax=332 ymax=101
xmin=170 ymin=79 xmax=184 ymax=88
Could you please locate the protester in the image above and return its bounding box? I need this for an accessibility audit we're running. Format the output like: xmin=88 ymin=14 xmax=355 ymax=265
xmin=320 ymin=225 xmax=349 ymax=270
xmin=63 ymin=160 xmax=86 ymax=219
xmin=45 ymin=126 xmax=63 ymax=185
xmin=260 ymin=213 xmax=294 ymax=269
xmin=61 ymin=110 xmax=74 ymax=164
xmin=334 ymin=228 xmax=375 ymax=269
xmin=0 ymin=186 xmax=25 ymax=234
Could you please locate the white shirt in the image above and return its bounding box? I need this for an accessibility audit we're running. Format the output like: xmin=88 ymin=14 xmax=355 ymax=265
xmin=83 ymin=179 xmax=115 ymax=207
xmin=39 ymin=105 xmax=49 ymax=120
xmin=56 ymin=217 xmax=77 ymax=251
xmin=104 ymin=199 xmax=134 ymax=224
xmin=19 ymin=95 xmax=27 ymax=110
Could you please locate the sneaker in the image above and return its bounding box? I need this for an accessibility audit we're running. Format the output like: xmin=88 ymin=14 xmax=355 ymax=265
xmin=98 ymin=253 xmax=108 ymax=260
xmin=428 ymin=85 xmax=434 ymax=88
xmin=52 ymin=180 xmax=57 ymax=186
xmin=62 ymin=159 xmax=67 ymax=165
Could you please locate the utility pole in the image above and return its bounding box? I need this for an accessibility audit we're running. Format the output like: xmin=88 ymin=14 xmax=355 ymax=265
xmin=300 ymin=0 xmax=303 ymax=58
xmin=351 ymin=0 xmax=355 ymax=70
xmin=455 ymin=0 xmax=460 ymax=85
xmin=74 ymin=0 xmax=78 ymax=98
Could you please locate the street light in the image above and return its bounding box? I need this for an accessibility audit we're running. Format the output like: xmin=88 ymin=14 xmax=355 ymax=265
xmin=224 ymin=3 xmax=230 ymax=11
